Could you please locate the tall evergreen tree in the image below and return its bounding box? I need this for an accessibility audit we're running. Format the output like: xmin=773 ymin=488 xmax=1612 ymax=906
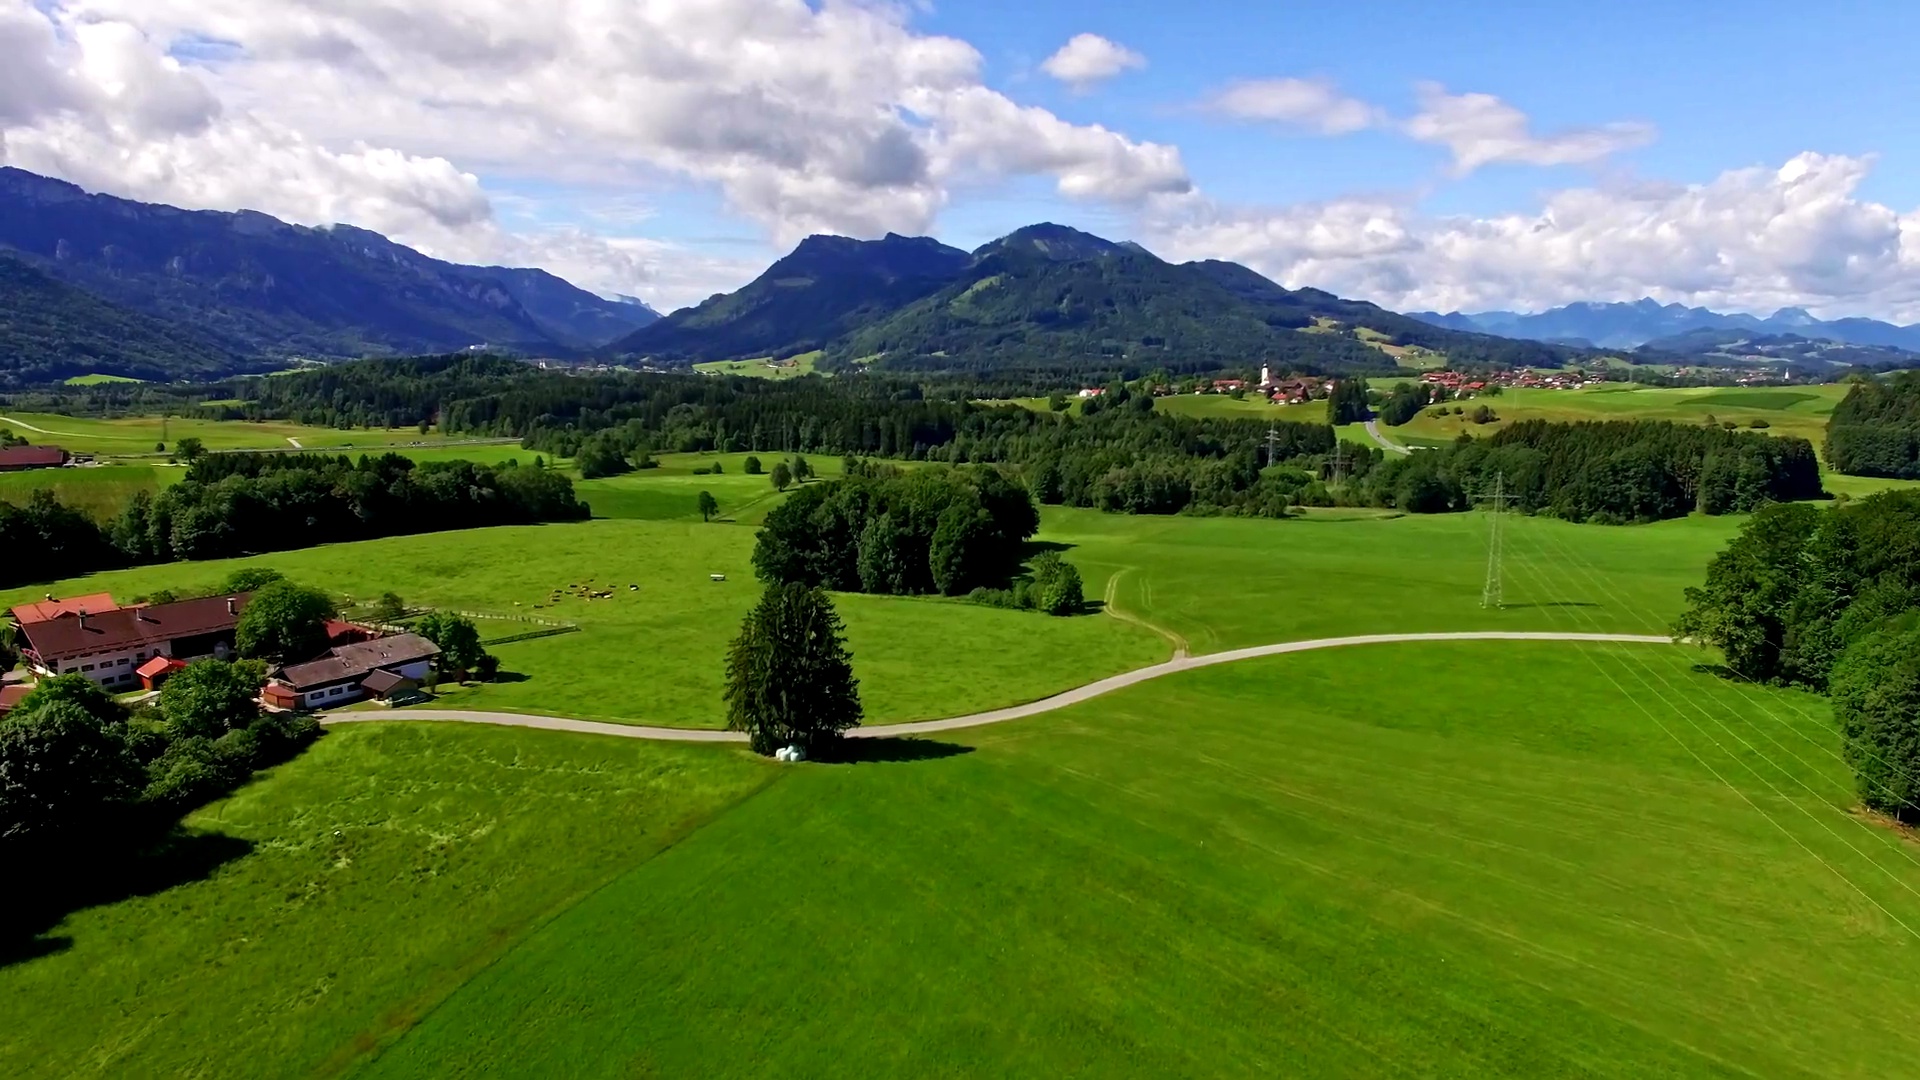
xmin=724 ymin=584 xmax=863 ymax=755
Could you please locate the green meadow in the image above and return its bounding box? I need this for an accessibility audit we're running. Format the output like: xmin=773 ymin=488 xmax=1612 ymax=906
xmin=0 ymin=410 xmax=483 ymax=457
xmin=1397 ymin=382 xmax=1852 ymax=445
xmin=12 ymin=638 xmax=1920 ymax=1078
xmin=0 ymin=516 xmax=1167 ymax=728
xmin=0 ymin=463 xmax=177 ymax=519
xmin=691 ymin=351 xmax=823 ymax=379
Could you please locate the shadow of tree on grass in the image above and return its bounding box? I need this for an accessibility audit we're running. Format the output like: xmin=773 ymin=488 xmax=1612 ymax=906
xmin=0 ymin=829 xmax=253 ymax=970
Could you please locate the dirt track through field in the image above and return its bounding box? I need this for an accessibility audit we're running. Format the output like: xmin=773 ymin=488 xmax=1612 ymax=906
xmin=322 ymin=631 xmax=1674 ymax=744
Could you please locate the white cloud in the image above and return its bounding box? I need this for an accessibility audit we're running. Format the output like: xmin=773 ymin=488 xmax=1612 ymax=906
xmin=1403 ymin=82 xmax=1656 ymax=175
xmin=1204 ymin=77 xmax=1381 ymax=135
xmin=1149 ymin=154 xmax=1920 ymax=322
xmin=1040 ymin=33 xmax=1146 ymax=92
xmin=1 ymin=0 xmax=1192 ymax=308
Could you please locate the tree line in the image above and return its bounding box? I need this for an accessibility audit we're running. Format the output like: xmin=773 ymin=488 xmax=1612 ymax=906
xmin=1675 ymin=492 xmax=1920 ymax=820
xmin=1825 ymin=372 xmax=1920 ymax=479
xmin=1356 ymin=419 xmax=1823 ymax=523
xmin=0 ymin=452 xmax=588 ymax=588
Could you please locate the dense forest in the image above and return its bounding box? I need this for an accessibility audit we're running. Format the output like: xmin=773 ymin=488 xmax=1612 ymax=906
xmin=1676 ymin=492 xmax=1920 ymax=819
xmin=0 ymin=255 xmax=243 ymax=386
xmin=0 ymin=453 xmax=587 ymax=588
xmin=1358 ymin=419 xmax=1823 ymax=523
xmin=1824 ymin=373 xmax=1920 ymax=478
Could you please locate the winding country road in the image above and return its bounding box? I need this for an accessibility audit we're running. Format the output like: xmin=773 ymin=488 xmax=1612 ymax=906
xmin=1364 ymin=419 xmax=1412 ymax=456
xmin=321 ymin=631 xmax=1673 ymax=744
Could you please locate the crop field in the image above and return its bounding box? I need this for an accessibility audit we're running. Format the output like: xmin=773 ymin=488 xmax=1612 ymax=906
xmin=0 ymin=516 xmax=1167 ymax=728
xmin=1395 ymin=382 xmax=1852 ymax=445
xmin=14 ymin=636 xmax=1918 ymax=1077
xmin=691 ymin=351 xmax=823 ymax=379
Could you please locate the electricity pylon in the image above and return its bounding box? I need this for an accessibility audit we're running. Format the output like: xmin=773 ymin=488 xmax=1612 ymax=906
xmin=1478 ymin=472 xmax=1510 ymax=609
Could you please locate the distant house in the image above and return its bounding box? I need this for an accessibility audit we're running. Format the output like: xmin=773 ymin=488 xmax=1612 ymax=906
xmin=267 ymin=633 xmax=441 ymax=710
xmin=0 ymin=685 xmax=28 ymax=717
xmin=0 ymin=445 xmax=68 ymax=472
xmin=14 ymin=594 xmax=252 ymax=691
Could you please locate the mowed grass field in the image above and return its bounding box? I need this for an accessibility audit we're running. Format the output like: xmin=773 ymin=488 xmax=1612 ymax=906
xmin=1046 ymin=505 xmax=1740 ymax=653
xmin=0 ymin=463 xmax=178 ymax=519
xmin=23 ymin=640 xmax=1919 ymax=1076
xmin=0 ymin=517 xmax=1167 ymax=728
xmin=0 ymin=724 xmax=777 ymax=1079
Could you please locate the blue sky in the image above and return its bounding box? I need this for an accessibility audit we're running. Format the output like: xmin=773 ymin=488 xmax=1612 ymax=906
xmin=5 ymin=0 xmax=1919 ymax=319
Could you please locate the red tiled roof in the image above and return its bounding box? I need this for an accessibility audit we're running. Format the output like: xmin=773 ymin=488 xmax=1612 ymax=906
xmin=18 ymin=593 xmax=252 ymax=663
xmin=0 ymin=685 xmax=28 ymax=715
xmin=0 ymin=446 xmax=67 ymax=469
xmin=10 ymin=593 xmax=118 ymax=625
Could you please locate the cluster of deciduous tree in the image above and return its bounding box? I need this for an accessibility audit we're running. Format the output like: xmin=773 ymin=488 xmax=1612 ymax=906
xmin=1376 ymin=382 xmax=1435 ymax=427
xmin=1675 ymin=492 xmax=1920 ymax=819
xmin=1325 ymin=379 xmax=1370 ymax=425
xmin=1358 ymin=419 xmax=1823 ymax=523
xmin=966 ymin=550 xmax=1086 ymax=616
xmin=1824 ymin=373 xmax=1920 ymax=479
xmin=753 ymin=465 xmax=1040 ymax=597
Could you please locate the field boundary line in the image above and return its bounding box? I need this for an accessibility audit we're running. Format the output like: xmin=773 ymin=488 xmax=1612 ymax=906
xmin=321 ymin=631 xmax=1673 ymax=744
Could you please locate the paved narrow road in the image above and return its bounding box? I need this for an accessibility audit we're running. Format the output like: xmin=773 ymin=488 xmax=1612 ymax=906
xmin=1364 ymin=419 xmax=1412 ymax=456
xmin=321 ymin=631 xmax=1673 ymax=744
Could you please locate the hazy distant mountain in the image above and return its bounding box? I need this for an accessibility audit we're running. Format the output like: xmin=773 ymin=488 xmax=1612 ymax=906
xmin=0 ymin=168 xmax=654 ymax=379
xmin=614 ymin=221 xmax=1588 ymax=376
xmin=1636 ymin=327 xmax=1920 ymax=368
xmin=1410 ymin=297 xmax=1920 ymax=351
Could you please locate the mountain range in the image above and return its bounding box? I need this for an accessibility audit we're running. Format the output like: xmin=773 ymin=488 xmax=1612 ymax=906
xmin=613 ymin=223 xmax=1585 ymax=377
xmin=0 ymin=168 xmax=658 ymax=384
xmin=1410 ymin=298 xmax=1920 ymax=352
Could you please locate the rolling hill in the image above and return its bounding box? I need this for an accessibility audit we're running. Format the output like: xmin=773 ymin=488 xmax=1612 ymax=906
xmin=0 ymin=168 xmax=656 ymax=380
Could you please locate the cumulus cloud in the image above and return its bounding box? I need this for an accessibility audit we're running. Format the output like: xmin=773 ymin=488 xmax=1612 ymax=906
xmin=1 ymin=0 xmax=1191 ymax=306
xmin=1148 ymin=153 xmax=1920 ymax=322
xmin=1403 ymin=82 xmax=1656 ymax=175
xmin=1204 ymin=77 xmax=1381 ymax=135
xmin=1040 ymin=33 xmax=1146 ymax=91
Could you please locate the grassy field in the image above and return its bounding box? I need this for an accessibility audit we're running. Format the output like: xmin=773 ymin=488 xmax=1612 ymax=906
xmin=691 ymin=351 xmax=823 ymax=379
xmin=576 ymin=452 xmax=842 ymax=525
xmin=0 ymin=724 xmax=776 ymax=1079
xmin=0 ymin=517 xmax=1166 ymax=728
xmin=341 ymin=640 xmax=1920 ymax=1078
xmin=1396 ymin=382 xmax=1852 ymax=445
xmin=61 ymin=374 xmax=146 ymax=386
xmin=1046 ymin=506 xmax=1738 ymax=653
xmin=0 ymin=411 xmax=477 ymax=457
xmin=0 ymin=463 xmax=177 ymax=519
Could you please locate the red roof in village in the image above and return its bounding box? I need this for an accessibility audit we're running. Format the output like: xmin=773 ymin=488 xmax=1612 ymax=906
xmin=0 ymin=446 xmax=67 ymax=469
xmin=17 ymin=593 xmax=253 ymax=663
xmin=10 ymin=593 xmax=118 ymax=625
